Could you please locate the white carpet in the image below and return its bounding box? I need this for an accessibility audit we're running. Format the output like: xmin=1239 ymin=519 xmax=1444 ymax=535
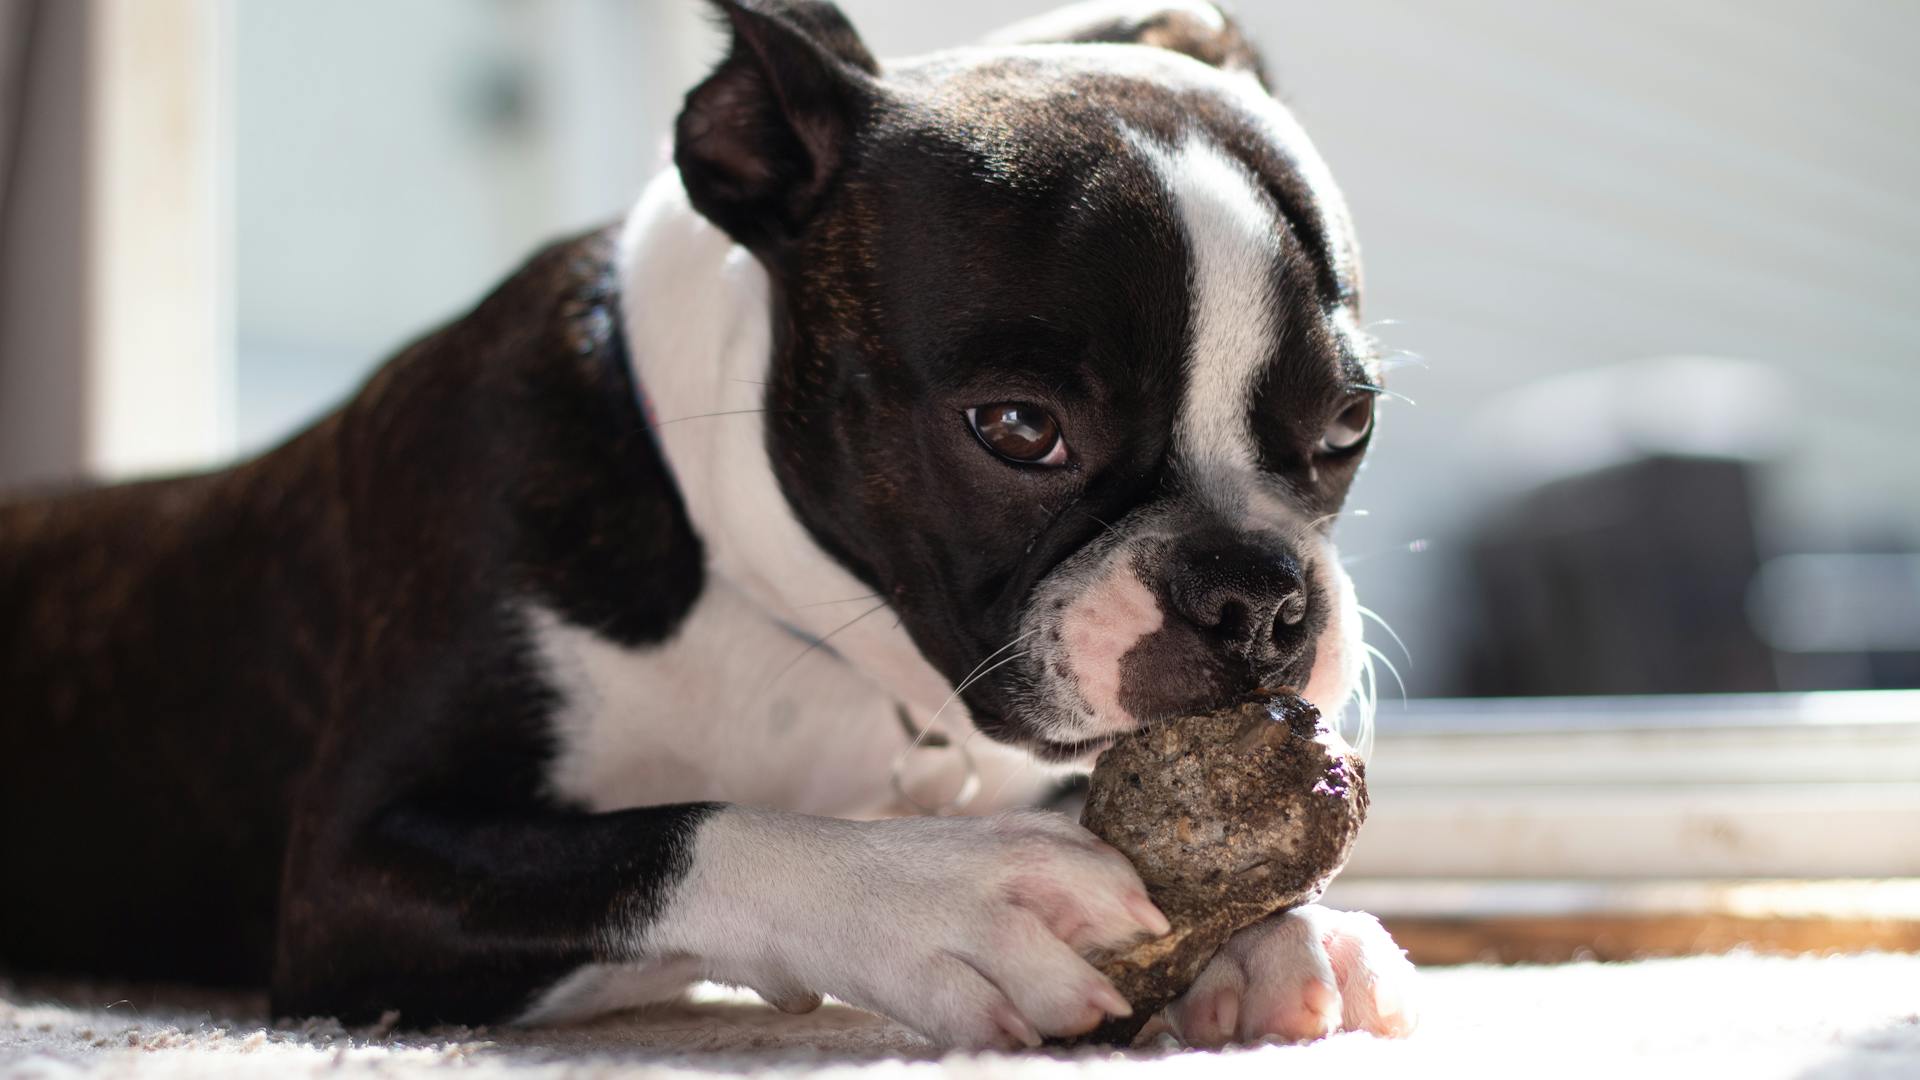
xmin=4 ymin=954 xmax=1918 ymax=1078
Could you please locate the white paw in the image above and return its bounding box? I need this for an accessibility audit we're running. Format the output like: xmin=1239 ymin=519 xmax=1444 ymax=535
xmin=663 ymin=808 xmax=1169 ymax=1049
xmin=1143 ymin=905 xmax=1419 ymax=1047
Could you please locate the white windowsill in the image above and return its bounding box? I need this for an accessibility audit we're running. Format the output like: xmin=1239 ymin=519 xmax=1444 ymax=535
xmin=1343 ymin=691 xmax=1920 ymax=880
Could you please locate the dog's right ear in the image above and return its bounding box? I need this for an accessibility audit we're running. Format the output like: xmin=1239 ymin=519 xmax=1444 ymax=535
xmin=675 ymin=0 xmax=879 ymax=251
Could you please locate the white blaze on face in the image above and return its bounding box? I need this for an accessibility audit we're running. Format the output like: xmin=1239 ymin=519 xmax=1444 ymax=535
xmin=1025 ymin=134 xmax=1288 ymax=734
xmin=1132 ymin=132 xmax=1286 ymax=474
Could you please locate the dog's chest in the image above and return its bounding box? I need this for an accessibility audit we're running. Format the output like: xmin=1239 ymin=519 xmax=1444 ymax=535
xmin=529 ymin=582 xmax=959 ymax=818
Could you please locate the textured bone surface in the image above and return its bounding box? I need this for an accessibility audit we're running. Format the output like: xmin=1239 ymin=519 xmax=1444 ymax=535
xmin=1071 ymin=689 xmax=1368 ymax=1045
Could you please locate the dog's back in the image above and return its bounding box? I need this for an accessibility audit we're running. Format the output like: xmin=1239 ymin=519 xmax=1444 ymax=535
xmin=0 ymin=227 xmax=666 ymax=987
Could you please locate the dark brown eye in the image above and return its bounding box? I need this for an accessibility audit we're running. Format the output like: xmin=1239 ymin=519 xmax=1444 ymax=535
xmin=967 ymin=402 xmax=1068 ymax=466
xmin=1321 ymin=394 xmax=1375 ymax=454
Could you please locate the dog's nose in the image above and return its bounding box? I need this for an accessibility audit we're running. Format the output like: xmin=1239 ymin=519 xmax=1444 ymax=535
xmin=1167 ymin=538 xmax=1310 ymax=664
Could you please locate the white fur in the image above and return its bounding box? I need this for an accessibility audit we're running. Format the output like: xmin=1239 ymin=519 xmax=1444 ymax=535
xmin=1159 ymin=905 xmax=1419 ymax=1044
xmin=519 ymin=958 xmax=705 ymax=1026
xmin=527 ymin=170 xmax=1056 ymax=822
xmin=534 ymin=586 xmax=1049 ymax=819
xmin=1137 ymin=132 xmax=1285 ymax=474
xmin=535 ymin=586 xmax=924 ymax=817
xmin=618 ymin=172 xmax=958 ymax=723
xmin=638 ymin=806 xmax=1163 ymax=1047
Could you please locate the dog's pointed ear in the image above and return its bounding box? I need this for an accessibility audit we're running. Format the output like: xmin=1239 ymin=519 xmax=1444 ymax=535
xmin=990 ymin=1 xmax=1269 ymax=89
xmin=675 ymin=0 xmax=879 ymax=250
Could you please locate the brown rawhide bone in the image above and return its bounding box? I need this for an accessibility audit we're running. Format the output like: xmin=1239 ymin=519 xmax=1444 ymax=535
xmin=1065 ymin=689 xmax=1368 ymax=1046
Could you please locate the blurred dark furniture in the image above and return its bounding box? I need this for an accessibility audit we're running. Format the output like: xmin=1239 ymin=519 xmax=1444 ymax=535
xmin=1461 ymin=455 xmax=1776 ymax=696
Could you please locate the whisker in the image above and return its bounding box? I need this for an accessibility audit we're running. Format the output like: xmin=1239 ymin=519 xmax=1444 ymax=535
xmin=650 ymin=407 xmax=768 ymax=429
xmin=1078 ymin=509 xmax=1118 ymax=536
xmin=1352 ymin=647 xmax=1378 ymax=761
xmin=904 ymin=630 xmax=1042 ymax=757
xmin=896 ymin=644 xmax=1034 ymax=802
xmin=1363 ymin=659 xmax=1378 ymax=759
xmin=648 ymin=406 xmax=830 ymax=433
xmin=762 ymin=600 xmax=888 ymax=690
xmin=1349 ymin=383 xmax=1418 ymax=408
xmin=919 ymin=649 xmax=1032 ymax=751
xmin=793 ymin=593 xmax=882 ymax=609
xmin=952 ymin=630 xmax=1041 ymax=703
xmin=1355 ymin=604 xmax=1413 ymax=666
xmin=1362 ymin=641 xmax=1409 ymax=705
xmin=945 ymin=648 xmax=1030 ymax=715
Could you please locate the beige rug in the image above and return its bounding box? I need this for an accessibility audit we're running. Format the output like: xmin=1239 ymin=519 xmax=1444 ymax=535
xmin=4 ymin=954 xmax=1918 ymax=1078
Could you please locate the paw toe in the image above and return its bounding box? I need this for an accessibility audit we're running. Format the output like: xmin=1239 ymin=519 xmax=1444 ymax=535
xmin=1246 ymin=976 xmax=1341 ymax=1044
xmin=1172 ymin=987 xmax=1240 ymax=1048
xmin=1323 ymin=910 xmax=1421 ymax=1038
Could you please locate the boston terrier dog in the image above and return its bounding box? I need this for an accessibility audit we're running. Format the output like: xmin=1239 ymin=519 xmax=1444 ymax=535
xmin=0 ymin=0 xmax=1417 ymax=1049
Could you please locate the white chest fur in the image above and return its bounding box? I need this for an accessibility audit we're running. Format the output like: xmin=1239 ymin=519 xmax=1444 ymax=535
xmin=531 ymin=590 xmax=901 ymax=815
xmin=531 ymin=589 xmax=1051 ymax=817
xmin=531 ymin=170 xmax=1057 ymax=819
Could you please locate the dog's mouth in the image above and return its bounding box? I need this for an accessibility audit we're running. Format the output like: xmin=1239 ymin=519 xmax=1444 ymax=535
xmin=1028 ymin=732 xmax=1117 ymax=765
xmin=1015 ymin=686 xmax=1328 ymax=767
xmin=966 ymin=705 xmax=1118 ymax=765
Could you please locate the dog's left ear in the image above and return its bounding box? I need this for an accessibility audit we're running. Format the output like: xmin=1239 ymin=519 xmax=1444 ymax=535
xmin=675 ymin=0 xmax=879 ymax=251
xmin=991 ymin=1 xmax=1269 ymax=89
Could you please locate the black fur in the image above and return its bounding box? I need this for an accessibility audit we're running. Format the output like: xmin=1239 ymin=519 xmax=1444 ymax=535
xmin=0 ymin=228 xmax=716 ymax=1021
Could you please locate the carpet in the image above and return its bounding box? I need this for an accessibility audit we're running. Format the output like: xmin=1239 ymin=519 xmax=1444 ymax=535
xmin=4 ymin=954 xmax=1918 ymax=1078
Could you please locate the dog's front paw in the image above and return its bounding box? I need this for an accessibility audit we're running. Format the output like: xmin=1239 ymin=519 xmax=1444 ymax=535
xmin=1144 ymin=906 xmax=1419 ymax=1047
xmin=855 ymin=810 xmax=1173 ymax=1048
xmin=699 ymin=808 xmax=1167 ymax=1049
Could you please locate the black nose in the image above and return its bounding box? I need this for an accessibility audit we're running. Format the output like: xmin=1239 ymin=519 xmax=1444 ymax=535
xmin=1167 ymin=537 xmax=1310 ymax=666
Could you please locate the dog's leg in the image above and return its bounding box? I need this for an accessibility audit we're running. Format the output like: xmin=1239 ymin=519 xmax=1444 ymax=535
xmin=271 ymin=802 xmax=723 ymax=1026
xmin=1141 ymin=905 xmax=1420 ymax=1046
xmin=273 ymin=803 xmax=1164 ymax=1048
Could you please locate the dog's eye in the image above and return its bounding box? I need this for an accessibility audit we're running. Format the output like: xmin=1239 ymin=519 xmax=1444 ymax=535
xmin=1321 ymin=395 xmax=1375 ymax=454
xmin=967 ymin=403 xmax=1068 ymax=466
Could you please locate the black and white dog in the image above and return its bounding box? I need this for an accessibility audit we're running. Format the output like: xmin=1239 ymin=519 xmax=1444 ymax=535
xmin=0 ymin=0 xmax=1416 ymax=1049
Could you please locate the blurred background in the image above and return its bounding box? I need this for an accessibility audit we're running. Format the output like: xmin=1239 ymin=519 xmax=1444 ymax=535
xmin=5 ymin=0 xmax=1916 ymax=700
xmin=1 ymin=0 xmax=1915 ymax=957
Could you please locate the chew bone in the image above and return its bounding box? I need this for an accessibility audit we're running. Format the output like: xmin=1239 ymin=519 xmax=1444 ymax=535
xmin=1069 ymin=689 xmax=1368 ymax=1045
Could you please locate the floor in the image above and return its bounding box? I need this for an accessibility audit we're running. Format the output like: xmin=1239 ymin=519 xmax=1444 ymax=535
xmin=4 ymin=954 xmax=1917 ymax=1078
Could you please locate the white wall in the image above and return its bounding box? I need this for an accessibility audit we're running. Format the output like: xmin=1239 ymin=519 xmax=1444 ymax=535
xmin=232 ymin=0 xmax=708 ymax=450
xmin=0 ymin=0 xmax=229 ymax=488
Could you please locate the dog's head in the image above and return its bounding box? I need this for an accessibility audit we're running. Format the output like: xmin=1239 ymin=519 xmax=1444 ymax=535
xmin=677 ymin=0 xmax=1379 ymax=762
